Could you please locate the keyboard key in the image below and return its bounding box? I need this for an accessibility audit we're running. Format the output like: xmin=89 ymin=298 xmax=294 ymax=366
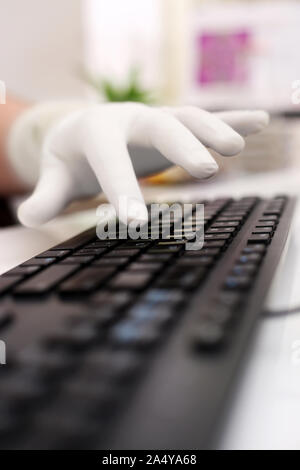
xmin=259 ymin=215 xmax=278 ymax=221
xmin=252 ymin=227 xmax=273 ymax=233
xmin=128 ymin=303 xmax=174 ymax=327
xmin=239 ymin=253 xmax=262 ymax=264
xmin=142 ymin=289 xmax=184 ymax=306
xmin=224 ymin=275 xmax=251 ymax=290
xmin=45 ymin=322 xmax=99 ymax=351
xmin=203 ymin=240 xmax=227 ymax=248
xmin=173 ymin=228 xmax=196 ymax=236
xmin=109 ymin=272 xmax=153 ymax=291
xmin=21 ymin=257 xmax=56 ymax=267
xmin=206 ymin=227 xmax=236 ymax=234
xmin=157 ymin=240 xmax=187 ymax=246
xmin=87 ymin=292 xmax=132 ymax=327
xmin=115 ymin=243 xmax=144 ymax=250
xmin=178 ymin=256 xmax=214 ymax=267
xmin=263 ymin=209 xmax=281 ymax=215
xmin=76 ymin=306 xmax=117 ymax=329
xmin=60 ymin=255 xmax=94 ymax=265
xmin=122 ymin=241 xmax=153 ymax=248
xmin=89 ymin=290 xmax=132 ymax=307
xmin=14 ymin=265 xmax=78 ymax=296
xmin=0 ymin=276 xmax=23 ymax=295
xmin=164 ymin=234 xmax=193 ymax=241
xmin=72 ymin=248 xmax=106 ymax=257
xmin=205 ymin=234 xmax=231 ymax=240
xmin=92 ymin=257 xmax=129 ymax=267
xmin=86 ymin=240 xmax=120 ymax=248
xmin=148 ymin=246 xmax=183 ymax=254
xmin=216 ymin=291 xmax=242 ymax=308
xmin=158 ymin=266 xmax=206 ymax=289
xmin=248 ymin=234 xmax=270 ymax=243
xmin=183 ymin=248 xmax=220 ymax=257
xmin=256 ymin=221 xmax=276 ymax=227
xmin=129 ymin=262 xmax=163 ymax=272
xmin=191 ymin=321 xmax=226 ymax=350
xmin=3 ymin=266 xmax=40 ymax=276
xmin=221 ymin=214 xmax=246 ymax=220
xmin=217 ymin=216 xmax=244 ymax=222
xmin=243 ymin=245 xmax=266 ymax=254
xmin=203 ymin=304 xmax=233 ymax=326
xmin=110 ymin=320 xmax=160 ymax=348
xmin=212 ymin=221 xmax=240 ymax=228
xmin=59 ymin=267 xmax=116 ymax=295
xmin=232 ymin=264 xmax=256 ymax=276
xmin=104 ymin=249 xmax=140 ymax=258
xmin=36 ymin=250 xmax=70 ymax=258
xmin=139 ymin=254 xmax=173 ymax=262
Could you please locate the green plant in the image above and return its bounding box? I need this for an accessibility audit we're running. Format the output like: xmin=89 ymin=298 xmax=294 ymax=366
xmin=81 ymin=67 xmax=155 ymax=104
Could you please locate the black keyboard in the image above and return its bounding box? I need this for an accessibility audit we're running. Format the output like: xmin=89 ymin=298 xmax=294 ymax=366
xmin=0 ymin=196 xmax=295 ymax=449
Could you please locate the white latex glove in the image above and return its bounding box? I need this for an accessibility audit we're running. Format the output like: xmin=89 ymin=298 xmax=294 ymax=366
xmin=7 ymin=102 xmax=269 ymax=227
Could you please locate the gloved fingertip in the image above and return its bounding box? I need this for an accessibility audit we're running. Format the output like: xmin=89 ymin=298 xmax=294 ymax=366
xmin=217 ymin=133 xmax=245 ymax=157
xmin=252 ymin=110 xmax=270 ymax=129
xmin=183 ymin=158 xmax=218 ymax=180
xmin=17 ymin=200 xmax=45 ymax=228
xmin=201 ymin=161 xmax=219 ymax=179
xmin=118 ymin=198 xmax=148 ymax=225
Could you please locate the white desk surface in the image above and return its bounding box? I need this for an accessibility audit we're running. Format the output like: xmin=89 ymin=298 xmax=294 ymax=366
xmin=1 ymin=167 xmax=300 ymax=450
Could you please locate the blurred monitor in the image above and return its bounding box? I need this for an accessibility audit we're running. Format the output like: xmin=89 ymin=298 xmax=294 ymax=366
xmin=184 ymin=0 xmax=300 ymax=113
xmin=84 ymin=0 xmax=300 ymax=114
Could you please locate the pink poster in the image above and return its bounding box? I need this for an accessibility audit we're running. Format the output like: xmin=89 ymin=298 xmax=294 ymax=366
xmin=196 ymin=30 xmax=251 ymax=85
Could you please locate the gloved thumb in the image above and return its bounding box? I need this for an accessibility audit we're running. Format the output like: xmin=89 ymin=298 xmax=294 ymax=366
xmin=18 ymin=158 xmax=74 ymax=228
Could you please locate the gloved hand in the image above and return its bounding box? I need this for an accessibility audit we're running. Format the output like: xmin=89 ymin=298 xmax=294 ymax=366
xmin=7 ymin=101 xmax=269 ymax=227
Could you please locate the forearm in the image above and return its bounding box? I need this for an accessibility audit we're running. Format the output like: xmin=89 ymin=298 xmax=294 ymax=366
xmin=0 ymin=95 xmax=30 ymax=194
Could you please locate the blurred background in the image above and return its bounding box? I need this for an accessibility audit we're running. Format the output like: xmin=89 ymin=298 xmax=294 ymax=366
xmin=1 ymin=0 xmax=300 ymax=184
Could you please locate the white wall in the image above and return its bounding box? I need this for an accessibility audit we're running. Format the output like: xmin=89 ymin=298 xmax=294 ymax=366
xmin=84 ymin=0 xmax=162 ymax=91
xmin=0 ymin=0 xmax=85 ymax=100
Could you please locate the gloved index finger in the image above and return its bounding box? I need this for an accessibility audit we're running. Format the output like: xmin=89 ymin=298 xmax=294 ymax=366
xmin=83 ymin=125 xmax=148 ymax=226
